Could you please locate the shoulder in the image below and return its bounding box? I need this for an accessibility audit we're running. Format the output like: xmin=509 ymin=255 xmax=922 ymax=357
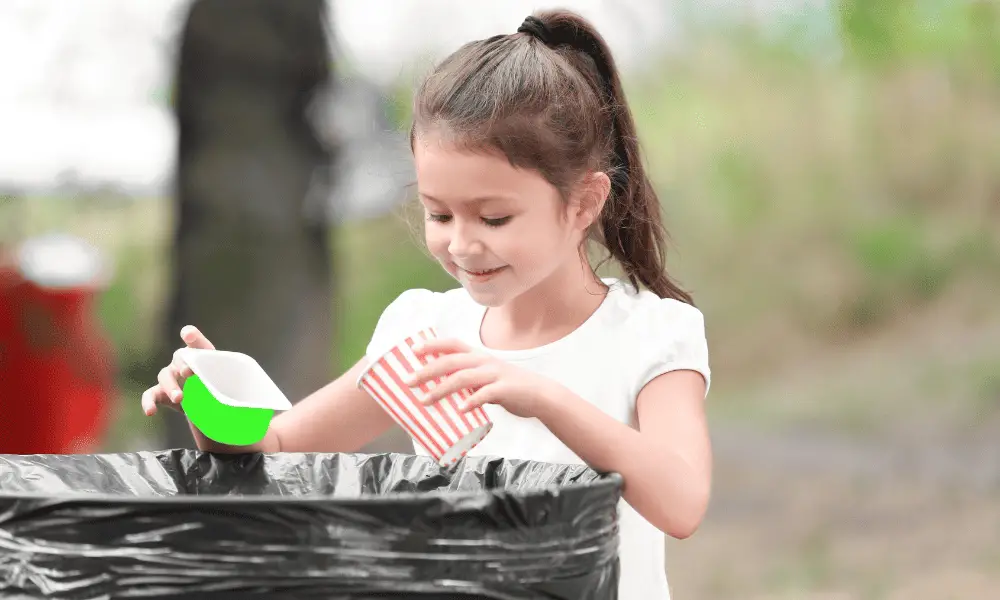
xmin=602 ymin=279 xmax=707 ymax=336
xmin=366 ymin=287 xmax=474 ymax=358
xmin=600 ymin=280 xmax=711 ymax=395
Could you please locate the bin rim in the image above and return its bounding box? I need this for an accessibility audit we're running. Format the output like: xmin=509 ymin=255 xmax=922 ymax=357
xmin=0 ymin=450 xmax=625 ymax=505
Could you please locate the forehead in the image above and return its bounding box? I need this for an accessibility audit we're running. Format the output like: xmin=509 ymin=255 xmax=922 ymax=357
xmin=413 ymin=135 xmax=553 ymax=205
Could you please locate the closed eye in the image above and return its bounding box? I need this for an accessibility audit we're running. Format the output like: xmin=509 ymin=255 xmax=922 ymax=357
xmin=425 ymin=214 xmax=512 ymax=228
xmin=482 ymin=216 xmax=512 ymax=227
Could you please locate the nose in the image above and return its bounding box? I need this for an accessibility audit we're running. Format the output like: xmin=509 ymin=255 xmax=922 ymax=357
xmin=447 ymin=220 xmax=483 ymax=258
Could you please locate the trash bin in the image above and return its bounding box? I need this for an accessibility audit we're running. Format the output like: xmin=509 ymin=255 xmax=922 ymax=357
xmin=0 ymin=450 xmax=622 ymax=599
xmin=0 ymin=234 xmax=116 ymax=455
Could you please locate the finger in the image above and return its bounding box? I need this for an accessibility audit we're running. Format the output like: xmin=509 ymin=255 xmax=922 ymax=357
xmin=421 ymin=367 xmax=496 ymax=406
xmin=180 ymin=325 xmax=216 ymax=350
xmin=141 ymin=386 xmax=159 ymax=416
xmin=157 ymin=366 xmax=184 ymax=404
xmin=141 ymin=385 xmax=175 ymax=416
xmin=407 ymin=353 xmax=482 ymax=387
xmin=459 ymin=387 xmax=496 ymax=413
xmin=412 ymin=337 xmax=471 ymax=357
xmin=171 ymin=348 xmax=194 ymax=378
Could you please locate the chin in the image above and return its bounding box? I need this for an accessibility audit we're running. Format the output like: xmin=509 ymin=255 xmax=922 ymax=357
xmin=460 ymin=276 xmax=529 ymax=308
xmin=463 ymin=286 xmax=510 ymax=308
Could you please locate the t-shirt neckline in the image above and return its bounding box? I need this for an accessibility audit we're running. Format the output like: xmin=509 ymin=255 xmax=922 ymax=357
xmin=469 ymin=278 xmax=624 ymax=360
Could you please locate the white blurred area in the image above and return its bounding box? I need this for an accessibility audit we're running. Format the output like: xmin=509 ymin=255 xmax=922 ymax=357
xmin=0 ymin=0 xmax=830 ymax=209
xmin=0 ymin=0 xmax=186 ymax=197
xmin=333 ymin=0 xmax=680 ymax=84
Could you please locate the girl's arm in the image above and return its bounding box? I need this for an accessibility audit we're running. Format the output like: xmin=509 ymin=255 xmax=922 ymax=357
xmin=536 ymin=370 xmax=711 ymax=539
xmin=190 ymin=358 xmax=397 ymax=454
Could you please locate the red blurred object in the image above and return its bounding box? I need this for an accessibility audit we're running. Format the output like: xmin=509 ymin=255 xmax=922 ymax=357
xmin=0 ymin=236 xmax=116 ymax=454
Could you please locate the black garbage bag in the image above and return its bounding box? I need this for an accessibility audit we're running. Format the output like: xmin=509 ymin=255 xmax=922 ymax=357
xmin=0 ymin=450 xmax=622 ymax=600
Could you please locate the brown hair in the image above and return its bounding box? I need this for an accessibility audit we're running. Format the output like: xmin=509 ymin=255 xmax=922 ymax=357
xmin=409 ymin=9 xmax=692 ymax=304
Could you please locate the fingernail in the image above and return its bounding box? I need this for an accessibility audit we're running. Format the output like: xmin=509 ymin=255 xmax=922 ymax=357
xmin=412 ymin=343 xmax=424 ymax=353
xmin=171 ymin=390 xmax=182 ymax=401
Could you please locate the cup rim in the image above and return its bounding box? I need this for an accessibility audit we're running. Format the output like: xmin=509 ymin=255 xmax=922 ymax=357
xmin=355 ymin=327 xmax=437 ymax=391
xmin=177 ymin=347 xmax=293 ymax=411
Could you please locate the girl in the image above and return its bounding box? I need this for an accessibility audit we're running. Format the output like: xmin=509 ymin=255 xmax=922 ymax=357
xmin=142 ymin=10 xmax=711 ymax=599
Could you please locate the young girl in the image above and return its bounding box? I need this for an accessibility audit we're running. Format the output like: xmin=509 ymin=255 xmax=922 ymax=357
xmin=142 ymin=10 xmax=711 ymax=599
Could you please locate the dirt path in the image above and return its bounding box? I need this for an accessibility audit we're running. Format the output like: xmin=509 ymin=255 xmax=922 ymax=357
xmin=667 ymin=422 xmax=1000 ymax=599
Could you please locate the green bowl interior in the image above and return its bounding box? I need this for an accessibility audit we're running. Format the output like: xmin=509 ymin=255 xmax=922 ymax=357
xmin=182 ymin=375 xmax=274 ymax=446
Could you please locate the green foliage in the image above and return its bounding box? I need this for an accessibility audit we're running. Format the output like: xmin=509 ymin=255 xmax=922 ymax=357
xmin=710 ymin=146 xmax=771 ymax=227
xmin=837 ymin=0 xmax=912 ymax=64
xmin=838 ymin=0 xmax=1000 ymax=75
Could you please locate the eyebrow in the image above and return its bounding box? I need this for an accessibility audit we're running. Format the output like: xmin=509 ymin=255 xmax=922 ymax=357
xmin=419 ymin=193 xmax=516 ymax=205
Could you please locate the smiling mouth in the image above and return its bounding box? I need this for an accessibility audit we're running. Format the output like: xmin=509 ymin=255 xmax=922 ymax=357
xmin=458 ymin=266 xmax=506 ymax=277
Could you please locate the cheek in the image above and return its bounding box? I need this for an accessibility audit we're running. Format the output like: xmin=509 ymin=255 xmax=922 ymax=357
xmin=534 ymin=215 xmax=577 ymax=251
xmin=424 ymin=226 xmax=449 ymax=259
xmin=506 ymin=222 xmax=574 ymax=268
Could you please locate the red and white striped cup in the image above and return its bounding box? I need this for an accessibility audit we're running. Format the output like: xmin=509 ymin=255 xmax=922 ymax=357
xmin=356 ymin=327 xmax=493 ymax=467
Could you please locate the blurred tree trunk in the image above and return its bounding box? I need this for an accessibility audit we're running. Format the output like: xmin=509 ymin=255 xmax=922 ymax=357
xmin=159 ymin=0 xmax=336 ymax=449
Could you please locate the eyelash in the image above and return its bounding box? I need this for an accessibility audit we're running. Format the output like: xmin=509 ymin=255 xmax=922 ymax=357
xmin=426 ymin=214 xmax=512 ymax=228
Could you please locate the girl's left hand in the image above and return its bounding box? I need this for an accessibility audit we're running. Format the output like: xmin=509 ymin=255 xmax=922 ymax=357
xmin=406 ymin=338 xmax=557 ymax=420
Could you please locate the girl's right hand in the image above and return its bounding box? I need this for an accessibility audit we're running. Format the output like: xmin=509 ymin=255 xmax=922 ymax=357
xmin=141 ymin=325 xmax=216 ymax=416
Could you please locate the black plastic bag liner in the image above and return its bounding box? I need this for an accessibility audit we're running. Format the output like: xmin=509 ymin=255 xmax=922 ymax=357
xmin=0 ymin=450 xmax=622 ymax=599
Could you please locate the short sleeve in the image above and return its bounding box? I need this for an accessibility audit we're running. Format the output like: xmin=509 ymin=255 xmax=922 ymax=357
xmin=633 ymin=300 xmax=711 ymax=397
xmin=365 ymin=288 xmax=444 ymax=361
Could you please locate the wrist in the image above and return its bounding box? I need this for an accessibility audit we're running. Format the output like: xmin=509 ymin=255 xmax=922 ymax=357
xmin=534 ymin=381 xmax=573 ymax=425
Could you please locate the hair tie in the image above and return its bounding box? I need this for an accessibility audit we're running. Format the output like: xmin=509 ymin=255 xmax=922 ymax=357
xmin=517 ymin=16 xmax=552 ymax=45
xmin=515 ymin=16 xmax=612 ymax=92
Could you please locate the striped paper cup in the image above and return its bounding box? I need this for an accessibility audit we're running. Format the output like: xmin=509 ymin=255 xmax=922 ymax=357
xmin=356 ymin=327 xmax=493 ymax=467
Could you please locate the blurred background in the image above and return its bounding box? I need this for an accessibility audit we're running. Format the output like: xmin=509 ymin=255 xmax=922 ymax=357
xmin=1 ymin=0 xmax=998 ymax=598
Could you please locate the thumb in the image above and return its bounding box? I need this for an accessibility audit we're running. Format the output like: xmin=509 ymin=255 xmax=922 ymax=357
xmin=180 ymin=325 xmax=216 ymax=350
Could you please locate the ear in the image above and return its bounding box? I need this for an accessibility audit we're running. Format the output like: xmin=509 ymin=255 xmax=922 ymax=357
xmin=569 ymin=171 xmax=611 ymax=231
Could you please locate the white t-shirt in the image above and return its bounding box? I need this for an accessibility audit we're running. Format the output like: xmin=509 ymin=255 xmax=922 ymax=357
xmin=365 ymin=278 xmax=711 ymax=600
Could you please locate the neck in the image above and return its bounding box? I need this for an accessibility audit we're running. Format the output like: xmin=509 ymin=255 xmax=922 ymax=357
xmin=480 ymin=254 xmax=607 ymax=350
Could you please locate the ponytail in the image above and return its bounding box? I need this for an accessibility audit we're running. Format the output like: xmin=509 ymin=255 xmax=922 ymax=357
xmin=519 ymin=12 xmax=693 ymax=304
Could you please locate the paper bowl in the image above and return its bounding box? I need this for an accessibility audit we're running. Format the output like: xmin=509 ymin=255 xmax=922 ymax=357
xmin=182 ymin=375 xmax=275 ymax=446
xmin=176 ymin=348 xmax=292 ymax=446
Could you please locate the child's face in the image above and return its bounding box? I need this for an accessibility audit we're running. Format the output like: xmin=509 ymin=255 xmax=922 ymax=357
xmin=413 ymin=136 xmax=592 ymax=308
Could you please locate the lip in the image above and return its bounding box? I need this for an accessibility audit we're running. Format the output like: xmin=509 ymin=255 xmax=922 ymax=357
xmin=458 ymin=266 xmax=504 ymax=276
xmin=455 ymin=264 xmax=507 ymax=282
